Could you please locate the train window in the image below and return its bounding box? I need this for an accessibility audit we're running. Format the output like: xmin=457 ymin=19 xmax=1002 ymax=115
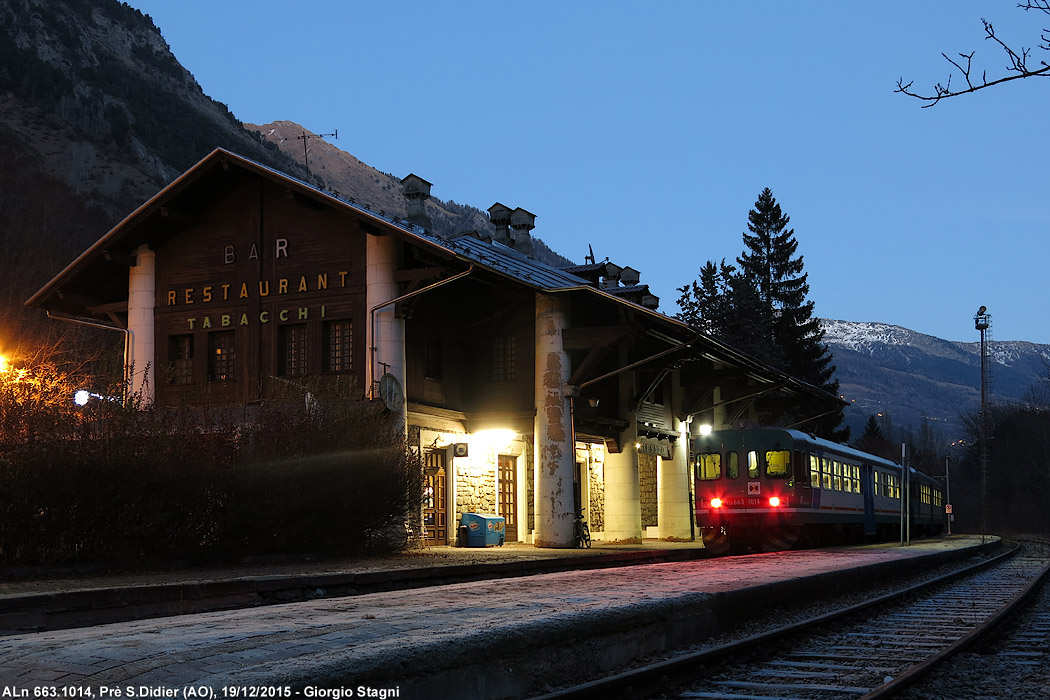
xmin=822 ymin=458 xmax=832 ymax=490
xmin=847 ymin=464 xmax=860 ymax=493
xmin=727 ymin=452 xmax=740 ymax=479
xmin=696 ymin=453 xmax=721 ymax=480
xmin=747 ymin=451 xmax=759 ymax=478
xmin=765 ymin=450 xmax=790 ymax=478
xmin=809 ymin=455 xmax=821 ymax=488
xmin=833 ymin=461 xmax=842 ymax=491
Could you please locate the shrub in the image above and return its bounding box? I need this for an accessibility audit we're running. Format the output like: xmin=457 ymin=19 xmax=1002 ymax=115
xmin=0 ymin=362 xmax=423 ymax=568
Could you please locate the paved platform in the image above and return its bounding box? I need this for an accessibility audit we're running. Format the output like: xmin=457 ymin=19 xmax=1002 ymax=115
xmin=0 ymin=536 xmax=996 ymax=698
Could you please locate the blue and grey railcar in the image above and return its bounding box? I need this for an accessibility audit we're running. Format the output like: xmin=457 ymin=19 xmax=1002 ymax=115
xmin=694 ymin=428 xmax=944 ymax=555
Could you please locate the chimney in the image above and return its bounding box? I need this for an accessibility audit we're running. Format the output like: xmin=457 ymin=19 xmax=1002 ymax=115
xmin=600 ymin=262 xmax=622 ymax=289
xmin=509 ymin=207 xmax=536 ymax=256
xmin=620 ymin=266 xmax=640 ymax=286
xmin=488 ymin=203 xmax=514 ymax=246
xmin=401 ymin=173 xmax=433 ymax=229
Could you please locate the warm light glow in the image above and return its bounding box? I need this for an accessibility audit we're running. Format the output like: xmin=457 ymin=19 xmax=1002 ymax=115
xmin=710 ymin=497 xmax=723 ymax=509
xmin=474 ymin=429 xmax=516 ymax=450
xmin=0 ymin=355 xmax=7 ymax=373
xmin=768 ymin=496 xmax=781 ymax=507
xmin=698 ymin=424 xmax=713 ymax=436
xmin=74 ymin=390 xmax=91 ymax=406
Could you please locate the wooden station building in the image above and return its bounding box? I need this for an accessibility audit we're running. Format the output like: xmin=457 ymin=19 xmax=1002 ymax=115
xmin=27 ymin=149 xmax=842 ymax=548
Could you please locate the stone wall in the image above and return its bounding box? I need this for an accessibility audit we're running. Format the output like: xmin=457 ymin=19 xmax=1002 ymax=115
xmin=640 ymin=453 xmax=658 ymax=528
xmin=588 ymin=458 xmax=605 ymax=532
xmin=455 ymin=455 xmax=497 ymax=518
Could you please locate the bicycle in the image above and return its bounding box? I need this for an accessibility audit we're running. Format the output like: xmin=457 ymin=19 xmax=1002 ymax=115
xmin=573 ymin=508 xmax=591 ymax=548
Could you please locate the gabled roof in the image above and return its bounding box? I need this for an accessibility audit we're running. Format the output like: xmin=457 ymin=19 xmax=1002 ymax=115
xmin=25 ymin=148 xmax=845 ymax=410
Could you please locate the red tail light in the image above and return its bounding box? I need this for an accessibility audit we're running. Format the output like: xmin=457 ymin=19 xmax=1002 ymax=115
xmin=768 ymin=496 xmax=781 ymax=507
xmin=710 ymin=497 xmax=723 ymax=509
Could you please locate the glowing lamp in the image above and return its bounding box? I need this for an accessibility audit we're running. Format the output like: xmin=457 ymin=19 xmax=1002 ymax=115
xmin=698 ymin=424 xmax=713 ymax=436
xmin=710 ymin=497 xmax=723 ymax=509
xmin=74 ymin=390 xmax=91 ymax=406
xmin=768 ymin=496 xmax=781 ymax=507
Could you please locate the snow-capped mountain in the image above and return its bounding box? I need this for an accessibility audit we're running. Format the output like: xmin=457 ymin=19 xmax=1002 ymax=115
xmin=820 ymin=320 xmax=1050 ymax=441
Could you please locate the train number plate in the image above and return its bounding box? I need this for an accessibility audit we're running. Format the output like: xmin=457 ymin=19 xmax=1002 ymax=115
xmin=725 ymin=497 xmax=763 ymax=507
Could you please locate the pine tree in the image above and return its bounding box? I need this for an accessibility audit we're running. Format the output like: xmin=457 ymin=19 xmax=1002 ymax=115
xmin=736 ymin=188 xmax=839 ymax=400
xmin=676 ymin=187 xmax=845 ymax=439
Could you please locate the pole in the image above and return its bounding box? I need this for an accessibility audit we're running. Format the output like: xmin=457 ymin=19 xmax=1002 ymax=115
xmin=900 ymin=442 xmax=906 ymax=546
xmin=945 ymin=455 xmax=952 ymax=536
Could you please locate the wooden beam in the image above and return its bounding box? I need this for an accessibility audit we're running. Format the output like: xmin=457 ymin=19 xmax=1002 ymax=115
xmin=102 ymin=250 xmax=137 ymax=267
xmin=562 ymin=324 xmax=637 ymax=350
xmin=158 ymin=207 xmax=199 ymax=225
xmin=88 ymin=301 xmax=129 ymax=315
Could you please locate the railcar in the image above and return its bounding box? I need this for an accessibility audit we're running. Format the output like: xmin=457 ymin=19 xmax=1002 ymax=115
xmin=694 ymin=428 xmax=944 ymax=555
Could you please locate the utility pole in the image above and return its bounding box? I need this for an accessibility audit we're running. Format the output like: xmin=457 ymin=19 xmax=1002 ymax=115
xmin=297 ymin=129 xmax=338 ymax=177
xmin=975 ymin=306 xmax=991 ymax=544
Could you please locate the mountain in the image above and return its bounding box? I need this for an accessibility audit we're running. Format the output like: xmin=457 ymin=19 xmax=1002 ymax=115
xmin=0 ymin=0 xmax=311 ymax=347
xmin=822 ymin=319 xmax=1050 ymax=441
xmin=244 ymin=121 xmax=571 ymax=267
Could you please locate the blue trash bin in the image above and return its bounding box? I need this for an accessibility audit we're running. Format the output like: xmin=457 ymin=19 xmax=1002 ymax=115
xmin=459 ymin=513 xmax=506 ymax=547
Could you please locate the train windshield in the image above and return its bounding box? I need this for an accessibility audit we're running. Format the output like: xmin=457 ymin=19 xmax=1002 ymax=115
xmin=727 ymin=452 xmax=739 ymax=479
xmin=696 ymin=453 xmax=721 ymax=480
xmin=765 ymin=450 xmax=791 ymax=478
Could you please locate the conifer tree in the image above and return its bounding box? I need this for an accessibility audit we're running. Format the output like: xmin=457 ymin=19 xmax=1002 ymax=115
xmin=676 ymin=188 xmax=845 ymax=438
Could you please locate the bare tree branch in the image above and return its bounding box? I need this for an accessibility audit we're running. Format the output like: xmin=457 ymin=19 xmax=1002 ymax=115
xmin=897 ymin=4 xmax=1050 ymax=106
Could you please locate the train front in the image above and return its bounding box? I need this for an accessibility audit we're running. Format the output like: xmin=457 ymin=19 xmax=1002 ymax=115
xmin=693 ymin=429 xmax=803 ymax=554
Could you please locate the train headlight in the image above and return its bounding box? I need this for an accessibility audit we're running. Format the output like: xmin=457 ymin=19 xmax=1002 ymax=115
xmin=768 ymin=496 xmax=781 ymax=507
xmin=710 ymin=497 xmax=723 ymax=509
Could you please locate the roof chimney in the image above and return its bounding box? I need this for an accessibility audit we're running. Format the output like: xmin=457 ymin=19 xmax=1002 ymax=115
xmin=620 ymin=266 xmax=640 ymax=286
xmin=488 ymin=203 xmax=514 ymax=246
xmin=401 ymin=173 xmax=433 ymax=229
xmin=509 ymin=207 xmax=536 ymax=256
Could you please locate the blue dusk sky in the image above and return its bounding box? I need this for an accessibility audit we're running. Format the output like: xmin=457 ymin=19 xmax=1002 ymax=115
xmin=126 ymin=1 xmax=1048 ymax=344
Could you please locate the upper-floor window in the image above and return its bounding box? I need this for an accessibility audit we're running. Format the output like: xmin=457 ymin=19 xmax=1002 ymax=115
xmin=208 ymin=331 xmax=235 ymax=382
xmin=491 ymin=335 xmax=516 ymax=381
xmin=323 ymin=320 xmax=352 ymax=373
xmin=279 ymin=324 xmax=309 ymax=376
xmin=168 ymin=334 xmax=193 ymax=385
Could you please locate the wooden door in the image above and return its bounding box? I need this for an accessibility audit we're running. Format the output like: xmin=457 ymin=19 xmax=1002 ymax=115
xmin=498 ymin=455 xmax=517 ymax=541
xmin=423 ymin=451 xmax=447 ymax=546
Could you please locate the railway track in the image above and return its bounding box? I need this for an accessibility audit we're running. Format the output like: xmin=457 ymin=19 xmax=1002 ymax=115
xmin=533 ymin=542 xmax=1050 ymax=700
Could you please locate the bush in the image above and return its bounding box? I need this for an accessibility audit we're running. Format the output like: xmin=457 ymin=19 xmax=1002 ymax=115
xmin=0 ymin=365 xmax=423 ymax=568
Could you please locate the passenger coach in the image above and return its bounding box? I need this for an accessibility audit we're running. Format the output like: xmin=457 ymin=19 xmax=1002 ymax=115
xmin=693 ymin=428 xmax=944 ymax=554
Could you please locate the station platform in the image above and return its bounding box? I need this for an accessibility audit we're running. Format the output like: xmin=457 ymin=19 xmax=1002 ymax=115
xmin=0 ymin=535 xmax=997 ymax=697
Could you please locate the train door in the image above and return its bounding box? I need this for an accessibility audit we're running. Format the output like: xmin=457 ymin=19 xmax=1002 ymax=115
xmin=862 ymin=463 xmax=876 ymax=536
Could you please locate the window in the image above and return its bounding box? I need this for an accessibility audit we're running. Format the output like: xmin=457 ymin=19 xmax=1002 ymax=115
xmin=747 ymin=451 xmax=759 ymax=478
xmin=727 ymin=452 xmax=740 ymax=479
xmin=279 ymin=324 xmax=309 ymax=376
xmin=850 ymin=464 xmax=861 ymax=493
xmin=208 ymin=331 xmax=235 ymax=381
xmin=491 ymin=335 xmax=516 ymax=381
xmin=876 ymin=471 xmax=901 ymax=499
xmin=810 ymin=455 xmax=821 ymax=488
xmin=765 ymin=450 xmax=790 ymax=478
xmin=168 ymin=335 xmax=193 ymax=385
xmin=822 ymin=458 xmax=832 ymax=490
xmin=323 ymin=320 xmax=352 ymax=373
xmin=832 ymin=461 xmax=842 ymax=491
xmin=696 ymin=453 xmax=721 ymax=480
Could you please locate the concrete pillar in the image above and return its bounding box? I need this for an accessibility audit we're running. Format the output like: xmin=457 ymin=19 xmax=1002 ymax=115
xmin=658 ymin=426 xmax=693 ymax=540
xmin=603 ymin=426 xmax=642 ymax=542
xmin=366 ymin=234 xmax=406 ymax=423
xmin=533 ymin=293 xmax=574 ymax=548
xmin=127 ymin=244 xmax=155 ymax=404
xmin=659 ymin=369 xmax=693 ymax=540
